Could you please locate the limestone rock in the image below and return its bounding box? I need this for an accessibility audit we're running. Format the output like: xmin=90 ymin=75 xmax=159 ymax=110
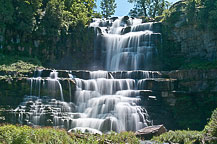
xmin=135 ymin=125 xmax=167 ymax=139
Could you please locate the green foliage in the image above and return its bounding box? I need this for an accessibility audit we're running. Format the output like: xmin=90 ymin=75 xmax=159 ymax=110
xmin=128 ymin=0 xmax=151 ymax=17
xmin=12 ymin=0 xmax=42 ymax=33
xmin=0 ymin=125 xmax=140 ymax=144
xmin=162 ymin=0 xmax=217 ymax=30
xmin=92 ymin=11 xmax=103 ymax=18
xmin=100 ymin=0 xmax=117 ymax=18
xmin=171 ymin=94 xmax=217 ymax=130
xmin=0 ymin=53 xmax=41 ymax=66
xmin=204 ymin=108 xmax=217 ymax=137
xmin=152 ymin=130 xmax=203 ymax=144
xmin=0 ymin=0 xmax=14 ymax=31
xmin=153 ymin=108 xmax=217 ymax=144
xmin=128 ymin=0 xmax=171 ymax=18
xmin=0 ymin=125 xmax=74 ymax=144
xmin=0 ymin=61 xmax=42 ymax=73
xmin=0 ymin=0 xmax=96 ymax=66
xmin=40 ymin=0 xmax=65 ymax=37
xmin=0 ymin=53 xmax=43 ymax=73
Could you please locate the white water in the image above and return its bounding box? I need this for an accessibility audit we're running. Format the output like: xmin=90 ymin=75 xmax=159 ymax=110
xmin=73 ymin=71 xmax=150 ymax=132
xmin=14 ymin=17 xmax=162 ymax=133
xmin=14 ymin=70 xmax=153 ymax=132
xmin=90 ymin=17 xmax=159 ymax=71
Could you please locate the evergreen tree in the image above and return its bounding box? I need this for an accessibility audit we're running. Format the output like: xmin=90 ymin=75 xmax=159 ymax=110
xmin=100 ymin=0 xmax=117 ymax=18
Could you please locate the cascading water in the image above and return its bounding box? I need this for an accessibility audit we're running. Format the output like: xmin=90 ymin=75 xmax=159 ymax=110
xmin=13 ymin=17 xmax=163 ymax=133
xmin=73 ymin=71 xmax=151 ymax=132
xmin=90 ymin=17 xmax=160 ymax=71
xmin=13 ymin=70 xmax=70 ymax=127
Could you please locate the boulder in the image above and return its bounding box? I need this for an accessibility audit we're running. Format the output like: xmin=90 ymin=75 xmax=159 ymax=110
xmin=68 ymin=127 xmax=102 ymax=135
xmin=135 ymin=125 xmax=167 ymax=139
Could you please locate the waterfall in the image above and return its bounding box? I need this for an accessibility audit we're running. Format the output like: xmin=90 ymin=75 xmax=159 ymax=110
xmin=90 ymin=17 xmax=160 ymax=71
xmin=13 ymin=17 xmax=163 ymax=133
xmin=14 ymin=70 xmax=68 ymax=126
xmin=73 ymin=71 xmax=150 ymax=132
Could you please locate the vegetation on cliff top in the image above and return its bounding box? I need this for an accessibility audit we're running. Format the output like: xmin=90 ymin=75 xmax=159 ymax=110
xmin=0 ymin=54 xmax=43 ymax=73
xmin=0 ymin=0 xmax=96 ymax=68
xmin=162 ymin=0 xmax=217 ymax=30
xmin=158 ymin=0 xmax=217 ymax=70
xmin=128 ymin=0 xmax=171 ymax=18
xmin=0 ymin=125 xmax=139 ymax=144
xmin=0 ymin=54 xmax=43 ymax=80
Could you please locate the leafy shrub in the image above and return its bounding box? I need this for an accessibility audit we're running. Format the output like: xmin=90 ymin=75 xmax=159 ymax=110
xmin=204 ymin=108 xmax=217 ymax=137
xmin=0 ymin=125 xmax=73 ymax=144
xmin=0 ymin=125 xmax=140 ymax=144
xmin=152 ymin=130 xmax=203 ymax=144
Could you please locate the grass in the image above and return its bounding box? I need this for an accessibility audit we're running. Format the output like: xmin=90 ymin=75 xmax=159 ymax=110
xmin=0 ymin=125 xmax=140 ymax=144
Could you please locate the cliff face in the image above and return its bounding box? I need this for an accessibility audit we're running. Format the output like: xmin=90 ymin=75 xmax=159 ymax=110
xmin=1 ymin=70 xmax=217 ymax=130
xmin=168 ymin=26 xmax=217 ymax=60
xmin=0 ymin=27 xmax=95 ymax=70
xmin=161 ymin=24 xmax=217 ymax=70
xmin=160 ymin=1 xmax=217 ymax=70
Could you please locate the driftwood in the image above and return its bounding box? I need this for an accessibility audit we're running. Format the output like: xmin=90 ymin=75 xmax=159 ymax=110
xmin=135 ymin=125 xmax=167 ymax=140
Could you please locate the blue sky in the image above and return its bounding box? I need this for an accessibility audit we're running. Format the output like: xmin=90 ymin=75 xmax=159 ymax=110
xmin=96 ymin=0 xmax=179 ymax=16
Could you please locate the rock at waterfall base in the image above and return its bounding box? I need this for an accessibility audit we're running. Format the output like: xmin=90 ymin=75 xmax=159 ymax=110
xmin=135 ymin=125 xmax=167 ymax=139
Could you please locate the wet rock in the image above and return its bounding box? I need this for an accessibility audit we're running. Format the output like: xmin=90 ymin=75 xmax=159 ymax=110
xmin=56 ymin=70 xmax=70 ymax=78
xmin=46 ymin=119 xmax=53 ymax=126
xmin=110 ymin=17 xmax=118 ymax=22
xmin=139 ymin=78 xmax=177 ymax=91
xmin=40 ymin=70 xmax=52 ymax=77
xmin=100 ymin=117 xmax=118 ymax=132
xmin=121 ymin=27 xmax=131 ymax=35
xmin=68 ymin=127 xmax=102 ymax=135
xmin=135 ymin=125 xmax=167 ymax=139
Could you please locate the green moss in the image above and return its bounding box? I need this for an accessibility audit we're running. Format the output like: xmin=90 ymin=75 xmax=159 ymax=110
xmin=0 ymin=125 xmax=140 ymax=144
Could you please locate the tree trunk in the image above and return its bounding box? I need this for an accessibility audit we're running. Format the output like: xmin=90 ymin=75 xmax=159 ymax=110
xmin=141 ymin=2 xmax=147 ymax=17
xmin=153 ymin=0 xmax=159 ymax=18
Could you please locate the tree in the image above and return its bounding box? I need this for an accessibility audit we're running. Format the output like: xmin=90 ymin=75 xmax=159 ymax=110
xmin=128 ymin=0 xmax=151 ymax=17
xmin=0 ymin=0 xmax=14 ymax=32
xmin=39 ymin=0 xmax=64 ymax=37
xmin=128 ymin=0 xmax=170 ymax=18
xmin=100 ymin=0 xmax=117 ymax=18
xmin=12 ymin=0 xmax=42 ymax=33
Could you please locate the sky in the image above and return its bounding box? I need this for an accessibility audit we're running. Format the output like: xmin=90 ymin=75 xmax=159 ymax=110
xmin=96 ymin=0 xmax=179 ymax=16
